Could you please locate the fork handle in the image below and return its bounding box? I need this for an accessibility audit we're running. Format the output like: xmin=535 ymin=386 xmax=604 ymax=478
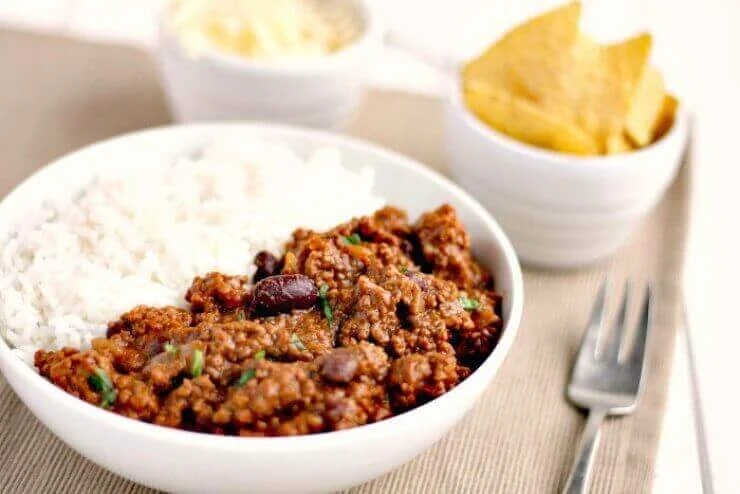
xmin=562 ymin=408 xmax=608 ymax=494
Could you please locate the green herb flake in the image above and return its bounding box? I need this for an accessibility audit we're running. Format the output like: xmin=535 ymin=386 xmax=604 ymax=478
xmin=318 ymin=284 xmax=334 ymax=326
xmin=290 ymin=333 xmax=307 ymax=351
xmin=164 ymin=342 xmax=178 ymax=355
xmin=459 ymin=296 xmax=480 ymax=311
xmin=400 ymin=266 xmax=409 ymax=274
xmin=254 ymin=350 xmax=266 ymax=360
xmin=190 ymin=349 xmax=204 ymax=377
xmin=236 ymin=309 xmax=246 ymax=321
xmin=343 ymin=233 xmax=361 ymax=245
xmin=236 ymin=368 xmax=256 ymax=387
xmin=87 ymin=368 xmax=117 ymax=409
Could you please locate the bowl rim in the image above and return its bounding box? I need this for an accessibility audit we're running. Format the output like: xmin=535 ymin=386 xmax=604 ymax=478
xmin=0 ymin=122 xmax=524 ymax=452
xmin=157 ymin=0 xmax=384 ymax=75
xmin=447 ymin=70 xmax=689 ymax=171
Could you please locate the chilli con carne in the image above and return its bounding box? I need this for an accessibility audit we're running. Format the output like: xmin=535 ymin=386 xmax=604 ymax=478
xmin=35 ymin=205 xmax=503 ymax=436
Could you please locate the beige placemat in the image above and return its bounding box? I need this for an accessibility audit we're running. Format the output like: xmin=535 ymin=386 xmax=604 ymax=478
xmin=0 ymin=30 xmax=688 ymax=494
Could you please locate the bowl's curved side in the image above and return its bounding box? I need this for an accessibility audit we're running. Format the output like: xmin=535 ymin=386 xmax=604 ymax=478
xmin=1 ymin=331 xmax=514 ymax=493
xmin=0 ymin=123 xmax=523 ymax=493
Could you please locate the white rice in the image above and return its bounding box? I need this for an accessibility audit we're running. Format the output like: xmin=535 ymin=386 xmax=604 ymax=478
xmin=0 ymin=139 xmax=384 ymax=364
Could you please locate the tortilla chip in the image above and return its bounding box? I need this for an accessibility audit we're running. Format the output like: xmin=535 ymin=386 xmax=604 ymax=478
xmin=562 ymin=34 xmax=653 ymax=151
xmin=606 ymin=133 xmax=635 ymax=154
xmin=463 ymin=2 xmax=581 ymax=102
xmin=652 ymin=94 xmax=678 ymax=141
xmin=462 ymin=2 xmax=671 ymax=155
xmin=625 ymin=66 xmax=665 ymax=146
xmin=465 ymin=88 xmax=599 ymax=155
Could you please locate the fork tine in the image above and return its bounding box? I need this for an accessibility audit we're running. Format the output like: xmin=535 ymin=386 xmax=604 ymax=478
xmin=628 ymin=285 xmax=653 ymax=367
xmin=575 ymin=278 xmax=608 ymax=361
xmin=602 ymin=280 xmax=630 ymax=362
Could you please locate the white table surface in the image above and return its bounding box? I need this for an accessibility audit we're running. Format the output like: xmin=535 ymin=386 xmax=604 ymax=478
xmin=1 ymin=0 xmax=734 ymax=492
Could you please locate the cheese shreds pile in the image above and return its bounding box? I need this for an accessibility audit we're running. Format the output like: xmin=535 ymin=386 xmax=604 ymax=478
xmin=169 ymin=0 xmax=360 ymax=60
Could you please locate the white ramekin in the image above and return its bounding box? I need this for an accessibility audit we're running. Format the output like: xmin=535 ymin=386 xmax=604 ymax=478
xmin=156 ymin=0 xmax=383 ymax=129
xmin=444 ymin=74 xmax=689 ymax=268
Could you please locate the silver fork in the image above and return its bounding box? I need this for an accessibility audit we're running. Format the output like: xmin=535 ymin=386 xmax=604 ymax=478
xmin=562 ymin=280 xmax=653 ymax=494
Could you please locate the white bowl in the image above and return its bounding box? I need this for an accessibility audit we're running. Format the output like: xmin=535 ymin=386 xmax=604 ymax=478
xmin=156 ymin=0 xmax=383 ymax=129
xmin=0 ymin=123 xmax=523 ymax=494
xmin=444 ymin=75 xmax=689 ymax=268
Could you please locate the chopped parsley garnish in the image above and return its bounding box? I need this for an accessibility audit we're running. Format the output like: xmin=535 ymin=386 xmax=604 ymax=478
xmin=400 ymin=266 xmax=409 ymax=274
xmin=163 ymin=342 xmax=178 ymax=355
xmin=319 ymin=284 xmax=329 ymax=298
xmin=236 ymin=368 xmax=256 ymax=387
xmin=290 ymin=333 xmax=307 ymax=351
xmin=190 ymin=349 xmax=204 ymax=377
xmin=343 ymin=233 xmax=361 ymax=245
xmin=236 ymin=351 xmax=265 ymax=387
xmin=318 ymin=284 xmax=334 ymax=326
xmin=459 ymin=296 xmax=480 ymax=311
xmin=236 ymin=309 xmax=246 ymax=321
xmin=87 ymin=368 xmax=116 ymax=409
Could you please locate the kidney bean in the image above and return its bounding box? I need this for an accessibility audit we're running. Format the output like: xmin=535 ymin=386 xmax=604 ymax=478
xmin=253 ymin=251 xmax=281 ymax=283
xmin=318 ymin=348 xmax=358 ymax=383
xmin=251 ymin=274 xmax=318 ymax=316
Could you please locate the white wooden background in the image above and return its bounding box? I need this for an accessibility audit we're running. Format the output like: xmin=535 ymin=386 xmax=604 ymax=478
xmin=1 ymin=0 xmax=736 ymax=492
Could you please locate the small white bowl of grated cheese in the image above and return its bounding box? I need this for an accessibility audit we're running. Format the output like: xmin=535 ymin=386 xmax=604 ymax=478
xmin=157 ymin=0 xmax=383 ymax=128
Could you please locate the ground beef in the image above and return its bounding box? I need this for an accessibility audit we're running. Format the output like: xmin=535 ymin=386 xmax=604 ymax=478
xmin=388 ymin=352 xmax=461 ymax=410
xmin=102 ymin=306 xmax=193 ymax=373
xmin=414 ymin=204 xmax=490 ymax=290
xmin=113 ymin=374 xmax=160 ymax=421
xmin=35 ymin=205 xmax=503 ymax=436
xmin=338 ymin=276 xmax=399 ymax=346
xmin=186 ymin=273 xmax=249 ymax=313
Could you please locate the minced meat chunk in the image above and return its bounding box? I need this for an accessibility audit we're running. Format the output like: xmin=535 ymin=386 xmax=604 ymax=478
xmin=388 ymin=352 xmax=462 ymax=410
xmin=414 ymin=204 xmax=490 ymax=290
xmin=186 ymin=273 xmax=249 ymax=313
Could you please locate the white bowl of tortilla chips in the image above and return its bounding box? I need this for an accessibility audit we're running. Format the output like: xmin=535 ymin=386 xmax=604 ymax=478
xmin=444 ymin=2 xmax=689 ymax=268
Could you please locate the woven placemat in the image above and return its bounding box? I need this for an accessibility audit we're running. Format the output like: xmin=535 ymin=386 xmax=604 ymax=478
xmin=0 ymin=30 xmax=688 ymax=494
